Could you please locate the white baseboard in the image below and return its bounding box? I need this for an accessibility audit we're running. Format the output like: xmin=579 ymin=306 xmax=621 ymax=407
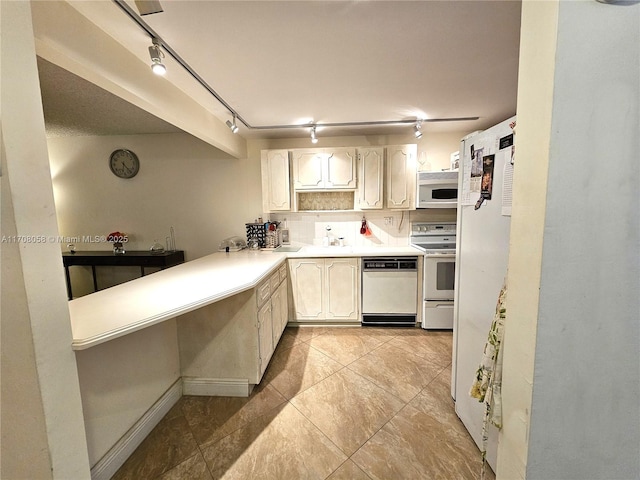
xmin=182 ymin=377 xmax=254 ymax=397
xmin=90 ymin=379 xmax=182 ymax=480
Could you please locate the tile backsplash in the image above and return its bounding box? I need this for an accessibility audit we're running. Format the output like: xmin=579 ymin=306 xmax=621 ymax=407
xmin=297 ymin=191 xmax=354 ymax=211
xmin=267 ymin=210 xmax=456 ymax=247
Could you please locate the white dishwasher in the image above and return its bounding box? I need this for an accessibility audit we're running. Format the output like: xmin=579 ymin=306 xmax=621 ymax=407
xmin=361 ymin=257 xmax=418 ymax=327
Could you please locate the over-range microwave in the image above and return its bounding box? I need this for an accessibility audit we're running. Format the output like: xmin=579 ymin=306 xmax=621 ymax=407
xmin=416 ymin=171 xmax=459 ymax=209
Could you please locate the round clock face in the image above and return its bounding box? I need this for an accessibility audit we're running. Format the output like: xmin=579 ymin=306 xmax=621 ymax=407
xmin=109 ymin=149 xmax=140 ymax=179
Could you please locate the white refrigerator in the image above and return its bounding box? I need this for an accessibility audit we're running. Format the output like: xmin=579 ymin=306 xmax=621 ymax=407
xmin=451 ymin=116 xmax=516 ymax=471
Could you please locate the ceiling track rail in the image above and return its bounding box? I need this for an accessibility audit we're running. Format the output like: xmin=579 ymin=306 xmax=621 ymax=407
xmin=112 ymin=0 xmax=479 ymax=132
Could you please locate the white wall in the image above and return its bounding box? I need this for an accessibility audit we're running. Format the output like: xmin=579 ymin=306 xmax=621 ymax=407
xmin=270 ymin=210 xmax=457 ymax=248
xmin=527 ymin=1 xmax=639 ymax=477
xmin=1 ymin=136 xmax=54 ymax=480
xmin=75 ymin=321 xmax=180 ymax=466
xmin=250 ymin=131 xmax=468 ymax=246
xmin=499 ymin=1 xmax=640 ymax=478
xmin=497 ymin=1 xmax=558 ymax=477
xmin=31 ymin=0 xmax=246 ymax=159
xmin=50 ymin=132 xmax=467 ymax=296
xmin=48 ymin=133 xmax=263 ymax=296
xmin=252 ymin=130 xmax=467 ymax=172
xmin=0 ymin=2 xmax=91 ymax=477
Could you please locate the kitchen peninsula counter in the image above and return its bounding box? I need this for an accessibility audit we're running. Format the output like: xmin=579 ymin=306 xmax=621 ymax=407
xmin=69 ymin=245 xmax=423 ymax=350
xmin=69 ymin=251 xmax=287 ymax=350
xmin=70 ymin=245 xmax=424 ymax=473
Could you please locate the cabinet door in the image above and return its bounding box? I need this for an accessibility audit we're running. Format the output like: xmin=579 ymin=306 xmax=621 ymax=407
xmin=276 ymin=281 xmax=288 ymax=339
xmin=288 ymin=259 xmax=324 ymax=320
xmin=271 ymin=283 xmax=283 ymax=346
xmin=258 ymin=301 xmax=274 ymax=377
xmin=325 ymin=258 xmax=359 ymax=321
xmin=292 ymin=149 xmax=325 ymax=190
xmin=261 ymin=150 xmax=291 ymax=211
xmin=386 ymin=145 xmax=416 ymax=209
xmin=357 ymin=148 xmax=384 ymax=209
xmin=326 ymin=148 xmax=356 ymax=189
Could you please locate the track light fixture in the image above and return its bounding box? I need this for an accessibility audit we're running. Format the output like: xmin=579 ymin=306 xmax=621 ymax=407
xmin=226 ymin=114 xmax=239 ymax=133
xmin=116 ymin=1 xmax=480 ymax=136
xmin=148 ymin=39 xmax=166 ymax=75
xmin=414 ymin=121 xmax=423 ymax=139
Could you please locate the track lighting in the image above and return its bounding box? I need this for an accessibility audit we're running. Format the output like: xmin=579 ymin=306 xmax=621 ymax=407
xmin=135 ymin=0 xmax=163 ymax=16
xmin=117 ymin=2 xmax=480 ymax=135
xmin=310 ymin=126 xmax=318 ymax=144
xmin=148 ymin=39 xmax=166 ymax=75
xmin=414 ymin=121 xmax=423 ymax=139
xmin=226 ymin=114 xmax=239 ymax=133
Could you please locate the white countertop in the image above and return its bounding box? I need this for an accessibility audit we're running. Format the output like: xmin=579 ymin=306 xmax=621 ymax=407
xmin=270 ymin=245 xmax=422 ymax=257
xmin=69 ymin=245 xmax=423 ymax=350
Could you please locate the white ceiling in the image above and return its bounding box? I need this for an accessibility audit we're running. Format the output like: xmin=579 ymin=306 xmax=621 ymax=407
xmin=38 ymin=0 xmax=522 ymax=139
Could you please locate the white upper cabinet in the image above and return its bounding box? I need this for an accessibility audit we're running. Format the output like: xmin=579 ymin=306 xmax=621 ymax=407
xmin=326 ymin=148 xmax=357 ymax=189
xmin=292 ymin=148 xmax=356 ymax=190
xmin=261 ymin=150 xmax=291 ymax=211
xmin=357 ymin=145 xmax=417 ymax=210
xmin=262 ymin=144 xmax=415 ymax=212
xmin=386 ymin=144 xmax=417 ymax=210
xmin=356 ymin=147 xmax=384 ymax=210
xmin=291 ymin=149 xmax=324 ymax=189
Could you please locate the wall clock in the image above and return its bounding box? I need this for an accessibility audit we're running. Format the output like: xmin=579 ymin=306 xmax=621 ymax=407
xmin=109 ymin=149 xmax=140 ymax=179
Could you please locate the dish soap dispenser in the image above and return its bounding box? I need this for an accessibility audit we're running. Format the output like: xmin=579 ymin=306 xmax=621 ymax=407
xmin=323 ymin=225 xmax=331 ymax=247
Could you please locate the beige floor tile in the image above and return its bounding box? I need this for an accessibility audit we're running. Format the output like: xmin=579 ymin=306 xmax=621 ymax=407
xmin=387 ymin=330 xmax=453 ymax=368
xmin=181 ymin=384 xmax=287 ymax=448
xmin=115 ymin=327 xmax=484 ymax=480
xmin=351 ymin=402 xmax=483 ymax=480
xmin=158 ymin=452 xmax=213 ymax=480
xmin=306 ymin=328 xmax=390 ymax=365
xmin=348 ymin=342 xmax=446 ymax=402
xmin=112 ymin=415 xmax=199 ymax=480
xmin=394 ymin=326 xmax=451 ymax=337
xmin=409 ymin=366 xmax=494 ymax=480
xmin=283 ymin=326 xmax=330 ymax=343
xmin=290 ymin=368 xmax=405 ymax=456
xmin=201 ymin=403 xmax=347 ymax=479
xmin=326 ymin=459 xmax=372 ymax=480
xmin=355 ymin=326 xmax=407 ymax=337
xmin=164 ymin=399 xmax=188 ymax=421
xmin=261 ymin=342 xmax=343 ymax=399
xmin=409 ymin=365 xmax=457 ymax=418
xmin=276 ymin=329 xmax=305 ymax=350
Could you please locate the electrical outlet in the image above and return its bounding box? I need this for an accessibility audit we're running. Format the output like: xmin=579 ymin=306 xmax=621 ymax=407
xmin=384 ymin=216 xmax=393 ymax=226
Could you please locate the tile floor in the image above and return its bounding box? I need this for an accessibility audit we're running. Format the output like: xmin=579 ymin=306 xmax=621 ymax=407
xmin=113 ymin=326 xmax=494 ymax=480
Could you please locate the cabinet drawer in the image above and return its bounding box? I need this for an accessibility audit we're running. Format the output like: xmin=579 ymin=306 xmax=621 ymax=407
xmin=270 ymin=272 xmax=280 ymax=295
xmin=257 ymin=279 xmax=272 ymax=308
xmin=279 ymin=264 xmax=287 ymax=283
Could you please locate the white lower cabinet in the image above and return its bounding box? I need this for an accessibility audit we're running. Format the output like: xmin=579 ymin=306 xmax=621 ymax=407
xmin=272 ymin=281 xmax=288 ymax=345
xmin=257 ymin=300 xmax=274 ymax=377
xmin=258 ymin=268 xmax=288 ymax=377
xmin=178 ymin=263 xmax=288 ymax=396
xmin=289 ymin=257 xmax=359 ymax=322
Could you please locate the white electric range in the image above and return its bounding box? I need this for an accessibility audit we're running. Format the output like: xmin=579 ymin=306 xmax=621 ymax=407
xmin=410 ymin=222 xmax=456 ymax=329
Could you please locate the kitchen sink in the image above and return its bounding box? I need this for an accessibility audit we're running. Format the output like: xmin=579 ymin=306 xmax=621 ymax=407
xmin=273 ymin=246 xmax=302 ymax=253
xmin=299 ymin=246 xmax=353 ymax=255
